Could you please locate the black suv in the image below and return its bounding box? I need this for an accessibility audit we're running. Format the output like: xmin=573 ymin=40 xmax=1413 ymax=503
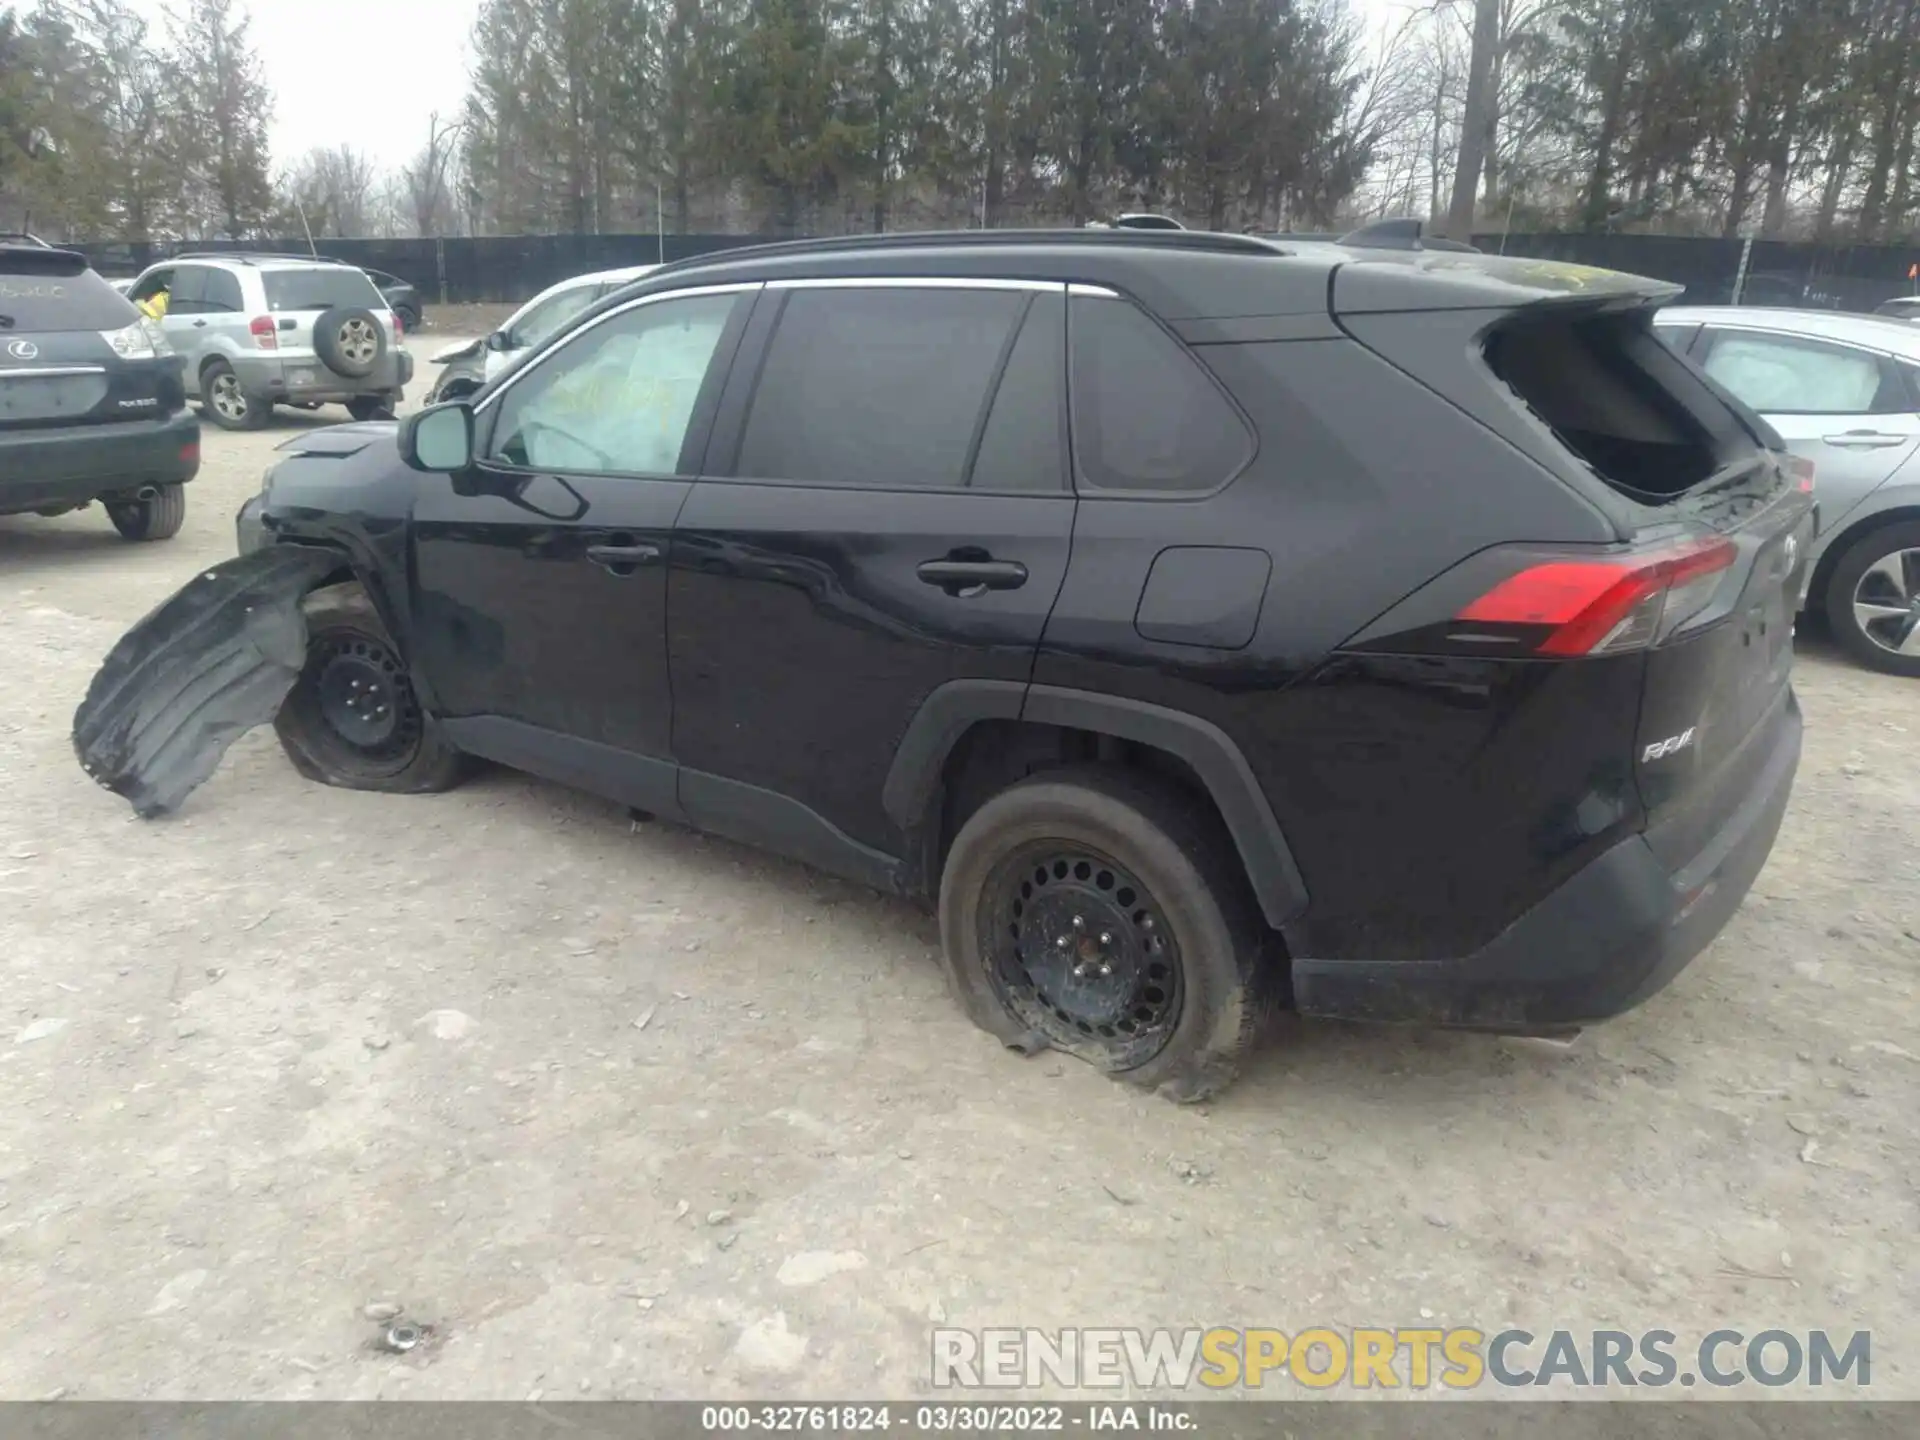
xmin=2 ymin=243 xmax=200 ymax=540
xmin=76 ymin=230 xmax=1812 ymax=1101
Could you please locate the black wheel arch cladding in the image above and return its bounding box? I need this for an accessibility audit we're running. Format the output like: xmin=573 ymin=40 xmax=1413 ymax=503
xmin=884 ymin=679 xmax=1309 ymax=931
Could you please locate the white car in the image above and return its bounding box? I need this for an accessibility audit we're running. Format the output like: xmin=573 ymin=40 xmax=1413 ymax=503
xmin=424 ymin=263 xmax=658 ymax=403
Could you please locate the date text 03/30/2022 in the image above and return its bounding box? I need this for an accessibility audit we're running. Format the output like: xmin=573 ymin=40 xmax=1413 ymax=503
xmin=701 ymin=1405 xmax=1195 ymax=1432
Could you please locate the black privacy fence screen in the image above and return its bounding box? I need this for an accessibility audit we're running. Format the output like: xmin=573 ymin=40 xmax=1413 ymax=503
xmin=58 ymin=230 xmax=1920 ymax=313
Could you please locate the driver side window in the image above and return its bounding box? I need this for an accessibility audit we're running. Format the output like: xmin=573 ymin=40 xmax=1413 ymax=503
xmin=487 ymin=292 xmax=739 ymax=476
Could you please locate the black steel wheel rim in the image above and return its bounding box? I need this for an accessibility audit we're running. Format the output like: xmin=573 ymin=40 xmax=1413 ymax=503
xmin=983 ymin=842 xmax=1183 ymax=1068
xmin=310 ymin=633 xmax=421 ymax=764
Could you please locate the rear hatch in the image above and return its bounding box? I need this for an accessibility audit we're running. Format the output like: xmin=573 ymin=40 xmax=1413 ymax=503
xmin=1333 ymin=251 xmax=1814 ymax=868
xmin=0 ymin=246 xmax=185 ymax=429
xmin=260 ymin=265 xmax=397 ymax=374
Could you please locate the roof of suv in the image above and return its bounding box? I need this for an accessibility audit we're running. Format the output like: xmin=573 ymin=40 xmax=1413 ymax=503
xmin=626 ymin=229 xmax=1672 ymax=322
xmin=162 ymin=252 xmax=363 ymax=272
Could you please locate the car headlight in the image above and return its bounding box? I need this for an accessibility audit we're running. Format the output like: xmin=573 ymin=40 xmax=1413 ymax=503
xmin=99 ymin=318 xmax=171 ymax=358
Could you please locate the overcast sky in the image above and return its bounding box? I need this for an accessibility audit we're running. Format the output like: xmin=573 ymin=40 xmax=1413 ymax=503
xmin=133 ymin=0 xmax=1414 ymax=173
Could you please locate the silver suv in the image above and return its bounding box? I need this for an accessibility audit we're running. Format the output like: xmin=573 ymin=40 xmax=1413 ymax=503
xmin=125 ymin=254 xmax=412 ymax=430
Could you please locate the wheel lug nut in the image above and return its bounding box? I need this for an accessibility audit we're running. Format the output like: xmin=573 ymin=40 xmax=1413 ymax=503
xmin=1072 ymin=915 xmax=1086 ymax=932
xmin=1056 ymin=935 xmax=1071 ymax=951
xmin=1099 ymin=932 xmax=1112 ymax=947
xmin=1099 ymin=963 xmax=1113 ymax=978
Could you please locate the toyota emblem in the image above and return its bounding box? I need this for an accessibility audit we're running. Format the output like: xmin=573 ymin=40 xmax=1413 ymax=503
xmin=5 ymin=339 xmax=39 ymax=361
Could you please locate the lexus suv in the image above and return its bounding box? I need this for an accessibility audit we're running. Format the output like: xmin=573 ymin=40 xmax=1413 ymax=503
xmin=124 ymin=254 xmax=411 ymax=430
xmin=75 ymin=230 xmax=1812 ymax=1101
xmin=1 ymin=242 xmax=200 ymax=540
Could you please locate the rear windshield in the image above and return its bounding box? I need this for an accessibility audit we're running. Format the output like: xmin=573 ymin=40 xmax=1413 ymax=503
xmin=0 ymin=264 xmax=140 ymax=332
xmin=263 ymin=268 xmax=385 ymax=313
xmin=1485 ymin=310 xmax=1767 ymax=504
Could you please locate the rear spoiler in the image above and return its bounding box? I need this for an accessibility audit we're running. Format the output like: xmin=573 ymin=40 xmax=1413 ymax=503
xmin=0 ymin=243 xmax=89 ymax=277
xmin=1332 ymin=247 xmax=1682 ymax=316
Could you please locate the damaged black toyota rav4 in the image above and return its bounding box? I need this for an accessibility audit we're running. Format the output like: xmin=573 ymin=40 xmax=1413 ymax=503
xmin=75 ymin=230 xmax=1813 ymax=1101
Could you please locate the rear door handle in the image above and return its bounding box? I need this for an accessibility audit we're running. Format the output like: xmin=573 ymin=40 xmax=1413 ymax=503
xmin=586 ymin=541 xmax=661 ymax=572
xmin=1822 ymin=430 xmax=1910 ymax=448
xmin=917 ymin=558 xmax=1029 ymax=595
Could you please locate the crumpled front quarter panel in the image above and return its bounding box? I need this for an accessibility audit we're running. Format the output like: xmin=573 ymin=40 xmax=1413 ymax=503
xmin=72 ymin=545 xmax=345 ymax=817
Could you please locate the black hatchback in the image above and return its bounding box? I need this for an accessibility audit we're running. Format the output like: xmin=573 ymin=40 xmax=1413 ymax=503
xmin=0 ymin=243 xmax=200 ymax=540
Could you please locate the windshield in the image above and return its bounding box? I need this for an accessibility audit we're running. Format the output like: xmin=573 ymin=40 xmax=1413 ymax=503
xmin=263 ymin=268 xmax=385 ymax=313
xmin=512 ymin=286 xmax=600 ymax=349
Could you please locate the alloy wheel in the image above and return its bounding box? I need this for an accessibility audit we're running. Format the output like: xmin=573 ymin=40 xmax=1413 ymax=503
xmin=1851 ymin=547 xmax=1920 ymax=657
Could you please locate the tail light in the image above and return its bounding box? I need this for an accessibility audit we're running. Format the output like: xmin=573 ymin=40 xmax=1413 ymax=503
xmin=387 ymin=309 xmax=402 ymax=336
xmin=179 ymin=441 xmax=200 ymax=465
xmin=1784 ymin=454 xmax=1815 ymax=493
xmin=1456 ymin=537 xmax=1739 ymax=656
xmin=249 ymin=316 xmax=278 ymax=351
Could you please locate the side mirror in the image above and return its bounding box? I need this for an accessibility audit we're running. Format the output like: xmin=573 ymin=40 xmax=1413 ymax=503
xmin=399 ymin=402 xmax=474 ymax=473
xmin=485 ymin=330 xmax=512 ymax=353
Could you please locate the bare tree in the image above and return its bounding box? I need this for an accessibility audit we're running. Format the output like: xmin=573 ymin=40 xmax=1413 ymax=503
xmin=403 ymin=112 xmax=462 ymax=236
xmin=1444 ymin=0 xmax=1501 ymax=237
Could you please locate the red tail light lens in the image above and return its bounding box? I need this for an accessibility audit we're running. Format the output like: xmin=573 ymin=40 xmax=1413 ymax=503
xmin=1785 ymin=454 xmax=1815 ymax=493
xmin=179 ymin=441 xmax=200 ymax=465
xmin=387 ymin=309 xmax=402 ymax=336
xmin=249 ymin=315 xmax=278 ymax=350
xmin=1457 ymin=538 xmax=1738 ymax=655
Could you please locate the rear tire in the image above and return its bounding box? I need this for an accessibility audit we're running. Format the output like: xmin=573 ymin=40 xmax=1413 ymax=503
xmin=937 ymin=766 xmax=1271 ymax=1103
xmin=346 ymin=394 xmax=397 ymax=422
xmin=274 ymin=585 xmax=469 ymax=794
xmin=201 ymin=360 xmax=268 ymax=431
xmin=1823 ymin=519 xmax=1920 ymax=677
xmin=105 ymin=482 xmax=186 ymax=541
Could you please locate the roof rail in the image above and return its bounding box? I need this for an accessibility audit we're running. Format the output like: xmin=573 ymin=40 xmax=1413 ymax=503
xmin=1337 ymin=217 xmax=1481 ymax=254
xmin=645 ymin=226 xmax=1284 ymax=281
xmin=164 ymin=250 xmax=348 ymax=266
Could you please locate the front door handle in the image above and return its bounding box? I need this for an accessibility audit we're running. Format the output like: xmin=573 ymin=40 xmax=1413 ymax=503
xmin=192 ymin=319 xmax=208 ymax=328
xmin=586 ymin=541 xmax=661 ymax=573
xmin=917 ymin=557 xmax=1029 ymax=596
xmin=1822 ymin=430 xmax=1910 ymax=449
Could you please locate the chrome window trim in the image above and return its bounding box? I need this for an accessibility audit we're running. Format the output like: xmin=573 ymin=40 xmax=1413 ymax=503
xmin=475 ymin=281 xmax=763 ymax=414
xmin=1067 ymin=282 xmax=1121 ymax=298
xmin=766 ymin=276 xmax=1066 ymax=293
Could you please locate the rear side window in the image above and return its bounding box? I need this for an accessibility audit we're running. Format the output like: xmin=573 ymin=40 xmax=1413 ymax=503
xmin=1484 ymin=311 xmax=1761 ymax=501
xmin=969 ymin=293 xmax=1067 ymax=491
xmin=1069 ymin=296 xmax=1253 ymax=493
xmin=205 ymin=268 xmax=245 ymax=313
xmin=0 ymin=264 xmax=139 ymax=331
xmin=735 ymin=286 xmax=1027 ymax=489
xmin=263 ymin=267 xmax=384 ymax=313
xmin=1699 ymin=330 xmax=1907 ymax=416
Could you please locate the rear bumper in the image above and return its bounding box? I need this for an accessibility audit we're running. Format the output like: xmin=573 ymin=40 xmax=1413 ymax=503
xmin=1292 ymin=691 xmax=1801 ymax=1032
xmin=233 ymin=349 xmax=413 ymax=403
xmin=0 ymin=411 xmax=201 ymax=514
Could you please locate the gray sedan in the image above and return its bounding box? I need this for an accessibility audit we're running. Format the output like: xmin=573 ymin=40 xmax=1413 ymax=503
xmin=1658 ymin=306 xmax=1920 ymax=675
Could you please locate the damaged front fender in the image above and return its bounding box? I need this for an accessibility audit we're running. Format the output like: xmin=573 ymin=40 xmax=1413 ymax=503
xmin=73 ymin=545 xmax=346 ymax=817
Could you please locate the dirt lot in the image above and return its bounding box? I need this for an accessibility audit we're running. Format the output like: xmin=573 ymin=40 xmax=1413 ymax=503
xmin=2 ymin=350 xmax=1917 ymax=1403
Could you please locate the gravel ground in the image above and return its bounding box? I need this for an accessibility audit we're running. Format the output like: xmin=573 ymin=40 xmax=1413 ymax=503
xmin=1 ymin=351 xmax=1917 ymax=1402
